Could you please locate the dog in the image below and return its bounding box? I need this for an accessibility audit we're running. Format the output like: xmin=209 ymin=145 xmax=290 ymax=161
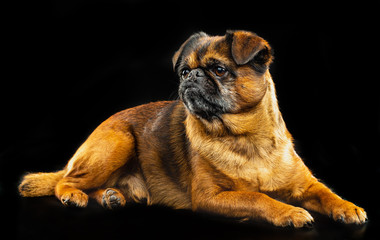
xmin=19 ymin=30 xmax=367 ymax=227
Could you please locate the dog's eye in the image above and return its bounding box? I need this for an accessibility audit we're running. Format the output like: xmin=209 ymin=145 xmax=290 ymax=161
xmin=212 ymin=66 xmax=227 ymax=77
xmin=181 ymin=69 xmax=190 ymax=78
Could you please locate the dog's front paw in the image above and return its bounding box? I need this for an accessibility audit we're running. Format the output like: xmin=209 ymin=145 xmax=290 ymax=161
xmin=329 ymin=200 xmax=367 ymax=224
xmin=272 ymin=206 xmax=314 ymax=228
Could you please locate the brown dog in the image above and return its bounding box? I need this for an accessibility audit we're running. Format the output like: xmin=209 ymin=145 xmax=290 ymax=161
xmin=19 ymin=30 xmax=367 ymax=227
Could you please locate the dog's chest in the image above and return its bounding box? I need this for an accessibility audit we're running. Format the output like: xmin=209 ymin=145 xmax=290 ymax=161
xmin=193 ymin=135 xmax=294 ymax=192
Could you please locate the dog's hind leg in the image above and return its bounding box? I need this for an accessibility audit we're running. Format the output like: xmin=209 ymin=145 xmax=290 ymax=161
xmin=55 ymin=119 xmax=136 ymax=207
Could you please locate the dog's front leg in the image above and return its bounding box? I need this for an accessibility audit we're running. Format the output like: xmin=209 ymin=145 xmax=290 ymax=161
xmin=192 ymin=188 xmax=314 ymax=228
xmin=298 ymin=180 xmax=367 ymax=224
xmin=190 ymin=154 xmax=314 ymax=228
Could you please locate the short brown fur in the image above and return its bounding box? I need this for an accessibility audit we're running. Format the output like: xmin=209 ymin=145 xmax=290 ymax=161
xmin=19 ymin=30 xmax=366 ymax=227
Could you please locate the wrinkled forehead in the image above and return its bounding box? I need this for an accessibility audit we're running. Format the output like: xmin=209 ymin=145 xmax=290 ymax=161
xmin=182 ymin=36 xmax=233 ymax=69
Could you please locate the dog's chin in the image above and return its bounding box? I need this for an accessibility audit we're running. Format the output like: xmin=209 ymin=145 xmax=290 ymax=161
xmin=181 ymin=87 xmax=224 ymax=121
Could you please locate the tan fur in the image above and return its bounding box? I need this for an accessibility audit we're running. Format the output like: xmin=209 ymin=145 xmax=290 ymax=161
xmin=19 ymin=30 xmax=366 ymax=227
xmin=19 ymin=170 xmax=65 ymax=197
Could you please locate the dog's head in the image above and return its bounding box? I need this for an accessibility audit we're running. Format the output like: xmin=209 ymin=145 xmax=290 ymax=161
xmin=173 ymin=30 xmax=273 ymax=121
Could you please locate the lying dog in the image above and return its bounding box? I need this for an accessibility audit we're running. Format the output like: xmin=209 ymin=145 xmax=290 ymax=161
xmin=19 ymin=30 xmax=367 ymax=227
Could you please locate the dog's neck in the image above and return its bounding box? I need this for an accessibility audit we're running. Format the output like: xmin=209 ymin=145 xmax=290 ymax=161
xmin=185 ymin=72 xmax=288 ymax=142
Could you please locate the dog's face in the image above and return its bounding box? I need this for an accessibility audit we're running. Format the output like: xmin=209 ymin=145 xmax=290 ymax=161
xmin=173 ymin=30 xmax=273 ymax=121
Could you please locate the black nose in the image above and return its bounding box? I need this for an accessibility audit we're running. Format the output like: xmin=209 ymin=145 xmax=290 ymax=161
xmin=187 ymin=68 xmax=205 ymax=83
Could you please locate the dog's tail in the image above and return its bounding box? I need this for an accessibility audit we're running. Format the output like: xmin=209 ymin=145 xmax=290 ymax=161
xmin=18 ymin=170 xmax=66 ymax=197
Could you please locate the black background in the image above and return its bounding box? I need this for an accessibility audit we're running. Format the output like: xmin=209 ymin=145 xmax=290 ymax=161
xmin=3 ymin=1 xmax=379 ymax=239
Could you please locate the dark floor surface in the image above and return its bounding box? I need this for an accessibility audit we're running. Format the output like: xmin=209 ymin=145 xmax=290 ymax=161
xmin=16 ymin=193 xmax=378 ymax=240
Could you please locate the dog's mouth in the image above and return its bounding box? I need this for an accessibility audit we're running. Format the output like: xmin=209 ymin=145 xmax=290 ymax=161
xmin=179 ymin=83 xmax=225 ymax=120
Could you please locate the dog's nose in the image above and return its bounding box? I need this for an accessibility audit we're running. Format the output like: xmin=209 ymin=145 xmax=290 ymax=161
xmin=187 ymin=68 xmax=205 ymax=83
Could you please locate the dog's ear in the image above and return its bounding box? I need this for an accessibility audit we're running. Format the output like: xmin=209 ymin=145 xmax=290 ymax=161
xmin=226 ymin=30 xmax=273 ymax=69
xmin=172 ymin=32 xmax=208 ymax=72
